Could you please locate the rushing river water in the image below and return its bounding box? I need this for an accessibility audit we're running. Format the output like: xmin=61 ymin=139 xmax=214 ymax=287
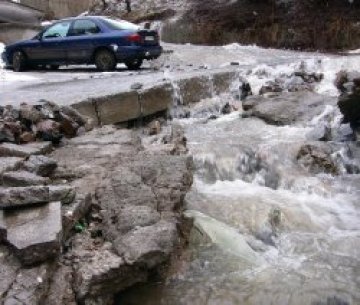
xmin=118 ymin=47 xmax=360 ymax=305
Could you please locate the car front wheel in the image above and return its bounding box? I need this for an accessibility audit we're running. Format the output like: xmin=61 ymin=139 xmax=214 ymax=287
xmin=94 ymin=49 xmax=116 ymax=72
xmin=12 ymin=51 xmax=27 ymax=72
xmin=125 ymin=58 xmax=143 ymax=70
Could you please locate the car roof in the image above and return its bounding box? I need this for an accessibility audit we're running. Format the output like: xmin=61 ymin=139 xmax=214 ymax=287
xmin=60 ymin=16 xmax=115 ymax=22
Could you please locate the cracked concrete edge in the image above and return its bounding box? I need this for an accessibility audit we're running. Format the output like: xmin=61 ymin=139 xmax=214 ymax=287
xmin=70 ymin=69 xmax=238 ymax=126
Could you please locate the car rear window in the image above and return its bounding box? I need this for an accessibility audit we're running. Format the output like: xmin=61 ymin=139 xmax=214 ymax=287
xmin=102 ymin=18 xmax=139 ymax=31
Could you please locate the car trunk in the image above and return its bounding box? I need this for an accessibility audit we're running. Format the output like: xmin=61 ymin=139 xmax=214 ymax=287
xmin=138 ymin=30 xmax=159 ymax=46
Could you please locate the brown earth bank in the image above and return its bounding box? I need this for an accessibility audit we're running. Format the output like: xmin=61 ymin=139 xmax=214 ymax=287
xmin=160 ymin=0 xmax=360 ymax=51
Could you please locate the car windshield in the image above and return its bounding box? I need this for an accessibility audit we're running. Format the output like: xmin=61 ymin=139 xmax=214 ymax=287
xmin=102 ymin=18 xmax=140 ymax=31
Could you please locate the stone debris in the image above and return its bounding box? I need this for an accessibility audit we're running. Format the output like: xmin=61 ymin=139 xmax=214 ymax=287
xmin=1 ymin=201 xmax=62 ymax=265
xmin=0 ymin=142 xmax=53 ymax=158
xmin=22 ymin=155 xmax=58 ymax=177
xmin=0 ymin=157 xmax=23 ymax=174
xmin=49 ymin=185 xmax=77 ymax=205
xmin=0 ymin=186 xmax=50 ymax=209
xmin=2 ymin=171 xmax=50 ymax=187
xmin=0 ymin=102 xmax=93 ymax=146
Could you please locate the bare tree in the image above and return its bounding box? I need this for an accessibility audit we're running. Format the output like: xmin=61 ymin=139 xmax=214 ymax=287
xmin=125 ymin=0 xmax=131 ymax=12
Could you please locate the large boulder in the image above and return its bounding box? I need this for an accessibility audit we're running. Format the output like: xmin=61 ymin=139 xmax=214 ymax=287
xmin=336 ymin=71 xmax=360 ymax=134
xmin=242 ymin=92 xmax=337 ymax=125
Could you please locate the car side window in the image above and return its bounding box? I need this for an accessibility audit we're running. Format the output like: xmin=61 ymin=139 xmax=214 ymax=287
xmin=69 ymin=20 xmax=101 ymax=36
xmin=42 ymin=21 xmax=71 ymax=39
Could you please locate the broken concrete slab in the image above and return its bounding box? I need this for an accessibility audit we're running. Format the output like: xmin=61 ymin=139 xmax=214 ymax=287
xmin=139 ymin=83 xmax=173 ymax=116
xmin=0 ymin=186 xmax=49 ymax=209
xmin=0 ymin=157 xmax=23 ymax=174
xmin=177 ymin=75 xmax=213 ymax=105
xmin=49 ymin=185 xmax=76 ymax=205
xmin=212 ymin=71 xmax=237 ymax=95
xmin=22 ymin=155 xmax=58 ymax=177
xmin=0 ymin=142 xmax=52 ymax=158
xmin=2 ymin=201 xmax=62 ymax=266
xmin=2 ymin=171 xmax=49 ymax=187
xmin=96 ymin=92 xmax=140 ymax=125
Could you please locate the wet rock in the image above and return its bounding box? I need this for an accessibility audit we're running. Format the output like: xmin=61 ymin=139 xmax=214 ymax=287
xmin=148 ymin=120 xmax=161 ymax=135
xmin=297 ymin=143 xmax=338 ymax=175
xmin=0 ymin=142 xmax=53 ymax=158
xmin=221 ymin=102 xmax=232 ymax=115
xmin=1 ymin=201 xmax=62 ymax=265
xmin=259 ymin=81 xmax=283 ymax=95
xmin=114 ymin=220 xmax=177 ymax=268
xmin=242 ymin=92 xmax=336 ymax=126
xmin=336 ymin=70 xmax=360 ymax=131
xmin=0 ymin=157 xmax=23 ymax=174
xmin=22 ymin=155 xmax=58 ymax=177
xmin=0 ymin=186 xmax=50 ymax=209
xmin=49 ymin=185 xmax=76 ymax=204
xmin=2 ymin=171 xmax=49 ymax=187
xmin=74 ymin=248 xmax=147 ymax=302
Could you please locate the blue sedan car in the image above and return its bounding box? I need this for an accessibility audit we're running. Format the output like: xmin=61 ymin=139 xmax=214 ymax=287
xmin=1 ymin=16 xmax=162 ymax=72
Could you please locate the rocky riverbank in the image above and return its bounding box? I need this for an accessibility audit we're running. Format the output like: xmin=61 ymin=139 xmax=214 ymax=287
xmin=0 ymin=103 xmax=193 ymax=305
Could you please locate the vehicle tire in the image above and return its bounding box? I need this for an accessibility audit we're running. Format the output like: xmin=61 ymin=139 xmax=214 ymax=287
xmin=94 ymin=49 xmax=116 ymax=72
xmin=125 ymin=58 xmax=143 ymax=70
xmin=12 ymin=51 xmax=27 ymax=72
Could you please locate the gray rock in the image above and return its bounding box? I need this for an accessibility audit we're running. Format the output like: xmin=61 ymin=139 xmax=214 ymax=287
xmin=0 ymin=142 xmax=53 ymax=158
xmin=2 ymin=201 xmax=62 ymax=265
xmin=107 ymin=205 xmax=160 ymax=235
xmin=0 ymin=186 xmax=50 ymax=209
xmin=115 ymin=220 xmax=177 ymax=268
xmin=2 ymin=261 xmax=54 ymax=305
xmin=49 ymin=185 xmax=76 ymax=205
xmin=0 ymin=157 xmax=23 ymax=175
xmin=2 ymin=171 xmax=49 ymax=187
xmin=74 ymin=249 xmax=147 ymax=301
xmin=22 ymin=155 xmax=58 ymax=177
xmin=243 ymin=92 xmax=337 ymax=125
xmin=297 ymin=143 xmax=338 ymax=175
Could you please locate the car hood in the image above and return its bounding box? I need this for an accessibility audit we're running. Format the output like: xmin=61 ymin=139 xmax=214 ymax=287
xmin=5 ymin=39 xmax=35 ymax=50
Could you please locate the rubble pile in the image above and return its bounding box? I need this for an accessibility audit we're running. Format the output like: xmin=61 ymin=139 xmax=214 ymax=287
xmin=259 ymin=70 xmax=324 ymax=95
xmin=0 ymin=101 xmax=93 ymax=145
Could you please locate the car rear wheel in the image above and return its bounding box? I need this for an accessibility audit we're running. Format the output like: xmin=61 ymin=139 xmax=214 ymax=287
xmin=125 ymin=58 xmax=143 ymax=70
xmin=94 ymin=49 xmax=116 ymax=72
xmin=12 ymin=51 xmax=27 ymax=72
